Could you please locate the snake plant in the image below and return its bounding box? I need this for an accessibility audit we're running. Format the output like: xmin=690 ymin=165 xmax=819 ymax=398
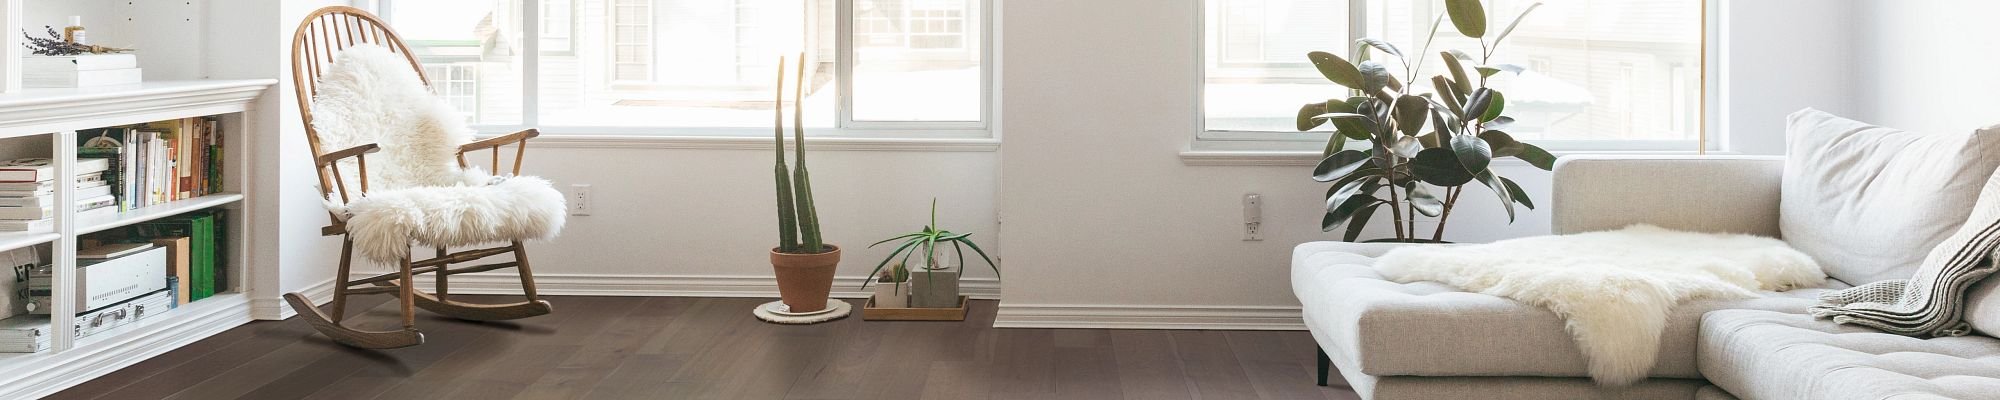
xmin=774 ymin=53 xmax=826 ymax=254
xmin=862 ymin=199 xmax=998 ymax=289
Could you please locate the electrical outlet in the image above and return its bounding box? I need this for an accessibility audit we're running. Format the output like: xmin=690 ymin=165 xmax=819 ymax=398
xmin=569 ymin=184 xmax=592 ymax=216
xmin=1243 ymin=193 xmax=1264 ymax=241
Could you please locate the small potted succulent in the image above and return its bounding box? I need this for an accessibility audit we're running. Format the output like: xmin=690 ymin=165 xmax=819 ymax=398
xmin=872 ymin=263 xmax=911 ymax=308
xmin=863 ymin=199 xmax=997 ymax=310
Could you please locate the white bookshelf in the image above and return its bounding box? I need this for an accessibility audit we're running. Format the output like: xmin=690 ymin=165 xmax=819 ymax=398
xmin=0 ymin=1 xmax=281 ymax=398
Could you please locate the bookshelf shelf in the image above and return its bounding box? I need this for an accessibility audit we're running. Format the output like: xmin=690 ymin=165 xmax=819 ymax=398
xmin=0 ymin=80 xmax=273 ymax=140
xmin=76 ymin=192 xmax=242 ymax=235
xmin=0 ymin=230 xmax=56 ymax=253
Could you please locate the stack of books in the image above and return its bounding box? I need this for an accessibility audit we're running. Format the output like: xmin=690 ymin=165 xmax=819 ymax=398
xmin=0 ymin=158 xmax=116 ymax=231
xmin=78 ymin=117 xmax=224 ymax=213
xmin=22 ymin=54 xmax=142 ymax=88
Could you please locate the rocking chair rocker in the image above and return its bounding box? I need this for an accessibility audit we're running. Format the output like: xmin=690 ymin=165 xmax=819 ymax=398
xmin=283 ymin=6 xmax=557 ymax=349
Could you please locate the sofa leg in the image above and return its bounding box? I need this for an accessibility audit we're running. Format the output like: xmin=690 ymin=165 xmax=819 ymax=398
xmin=1316 ymin=347 xmax=1331 ymax=387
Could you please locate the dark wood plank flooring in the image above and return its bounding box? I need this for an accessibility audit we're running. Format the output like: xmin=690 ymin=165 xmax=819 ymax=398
xmin=50 ymin=295 xmax=1359 ymax=400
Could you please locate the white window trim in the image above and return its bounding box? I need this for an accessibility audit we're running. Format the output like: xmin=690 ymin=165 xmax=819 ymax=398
xmin=1185 ymin=0 xmax=1723 ymax=164
xmin=373 ymin=0 xmax=996 ymax=150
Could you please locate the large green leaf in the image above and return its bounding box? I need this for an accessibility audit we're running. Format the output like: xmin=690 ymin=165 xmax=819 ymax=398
xmin=1324 ymin=193 xmax=1385 ymax=231
xmin=1314 ymin=149 xmax=1374 ymax=182
xmin=1479 ymin=130 xmax=1525 ymax=157
xmin=1475 ymin=63 xmax=1525 ymax=78
xmin=1440 ymin=52 xmax=1473 ymax=96
xmin=1324 ymin=100 xmax=1374 ymax=140
xmin=1481 ymin=116 xmax=1516 ymax=131
xmin=1323 ymin=132 xmax=1346 ymax=157
xmin=1444 ymin=0 xmax=1487 ymax=38
xmin=1359 ymin=60 xmax=1393 ymax=95
xmin=1391 ymin=135 xmax=1424 ymax=158
xmin=1501 ymin=176 xmax=1535 ymax=210
xmin=1464 ymin=88 xmax=1496 ymax=122
xmin=1326 ymin=177 xmax=1382 ymax=212
xmin=1394 ymin=95 xmax=1430 ymax=136
xmin=1475 ymin=170 xmax=1517 ymax=222
xmin=1452 ymin=134 xmax=1494 ymax=174
xmin=1325 ymin=168 xmax=1382 ymax=199
xmin=1357 ymin=38 xmax=1404 ymax=61
xmin=1298 ymin=102 xmax=1330 ymax=131
xmin=1342 ymin=202 xmax=1383 ymax=240
xmin=1478 ymin=90 xmax=1505 ymax=122
xmin=1493 ymin=3 xmax=1545 ymax=48
xmin=1514 ymin=143 xmax=1557 ymax=170
xmin=1308 ymin=51 xmax=1365 ymax=89
xmin=1431 ymin=75 xmax=1465 ymax=118
xmin=1407 ymin=183 xmax=1445 ymax=217
xmin=1411 ymin=147 xmax=1476 ymax=186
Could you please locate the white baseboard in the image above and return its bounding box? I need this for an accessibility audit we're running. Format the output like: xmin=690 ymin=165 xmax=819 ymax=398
xmin=992 ymin=303 xmax=1306 ymax=330
xmin=0 ymin=295 xmax=256 ymax=400
xmin=396 ymin=273 xmax=1002 ymax=300
xmin=250 ymin=277 xmax=339 ymax=320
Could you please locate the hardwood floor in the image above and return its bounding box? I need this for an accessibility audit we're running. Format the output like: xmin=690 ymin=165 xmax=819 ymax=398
xmin=50 ymin=295 xmax=1360 ymax=400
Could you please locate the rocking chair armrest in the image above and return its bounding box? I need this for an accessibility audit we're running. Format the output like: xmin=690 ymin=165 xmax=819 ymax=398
xmin=459 ymin=129 xmax=541 ymax=153
xmin=317 ymin=143 xmax=382 ymax=167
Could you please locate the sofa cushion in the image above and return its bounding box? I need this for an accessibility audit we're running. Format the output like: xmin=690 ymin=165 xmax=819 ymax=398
xmin=1968 ymin=276 xmax=2000 ymax=337
xmin=1292 ymin=242 xmax=1843 ymax=379
xmin=1698 ymin=309 xmax=2000 ymax=400
xmin=1781 ymin=109 xmax=2000 ymax=284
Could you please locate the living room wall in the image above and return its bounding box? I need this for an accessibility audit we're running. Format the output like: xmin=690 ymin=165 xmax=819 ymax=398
xmin=1848 ymin=0 xmax=2000 ymax=135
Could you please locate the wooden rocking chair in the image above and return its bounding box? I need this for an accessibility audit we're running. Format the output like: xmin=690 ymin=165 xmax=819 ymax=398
xmin=282 ymin=6 xmax=552 ymax=349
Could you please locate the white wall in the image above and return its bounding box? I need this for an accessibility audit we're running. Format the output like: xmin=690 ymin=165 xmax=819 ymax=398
xmin=1848 ymin=0 xmax=2000 ymax=134
xmin=503 ymin=144 xmax=1001 ymax=295
xmin=1717 ymin=0 xmax=1858 ymax=154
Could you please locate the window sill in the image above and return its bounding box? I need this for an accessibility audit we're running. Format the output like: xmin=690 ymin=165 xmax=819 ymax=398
xmin=1179 ymin=149 xmax=1739 ymax=166
xmin=504 ymin=134 xmax=1001 ymax=152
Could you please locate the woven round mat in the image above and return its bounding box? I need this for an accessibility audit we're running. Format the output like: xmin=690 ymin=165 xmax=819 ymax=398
xmin=752 ymin=299 xmax=851 ymax=324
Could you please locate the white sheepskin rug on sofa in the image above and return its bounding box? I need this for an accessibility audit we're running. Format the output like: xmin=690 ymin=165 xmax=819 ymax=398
xmin=312 ymin=44 xmax=566 ymax=263
xmin=1373 ymin=224 xmax=1826 ymax=386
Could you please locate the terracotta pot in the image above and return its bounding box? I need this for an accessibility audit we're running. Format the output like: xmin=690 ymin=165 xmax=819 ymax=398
xmin=770 ymin=245 xmax=841 ymax=313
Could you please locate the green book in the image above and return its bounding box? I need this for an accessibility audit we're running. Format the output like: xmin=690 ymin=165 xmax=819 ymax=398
xmin=129 ymin=210 xmax=221 ymax=301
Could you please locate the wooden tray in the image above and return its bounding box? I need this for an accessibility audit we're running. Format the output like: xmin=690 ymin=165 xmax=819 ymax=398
xmin=862 ymin=295 xmax=968 ymax=321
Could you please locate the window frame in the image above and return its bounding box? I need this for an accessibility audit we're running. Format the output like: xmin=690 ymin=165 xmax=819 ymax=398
xmin=374 ymin=0 xmax=995 ymax=141
xmin=1191 ymin=0 xmax=1717 ymax=155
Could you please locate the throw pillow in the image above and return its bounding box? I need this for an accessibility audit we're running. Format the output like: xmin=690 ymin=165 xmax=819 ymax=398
xmin=1780 ymin=109 xmax=2000 ymax=284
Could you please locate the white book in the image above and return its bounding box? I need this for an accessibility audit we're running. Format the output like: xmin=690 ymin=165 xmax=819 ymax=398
xmin=0 ymin=204 xmax=115 ymax=231
xmin=0 ymin=194 xmax=117 ymax=220
xmin=0 ymin=185 xmax=115 ymax=207
xmin=0 ymin=158 xmax=110 ymax=183
xmin=22 ymin=54 xmax=139 ymax=71
xmin=23 ymin=67 xmax=142 ymax=88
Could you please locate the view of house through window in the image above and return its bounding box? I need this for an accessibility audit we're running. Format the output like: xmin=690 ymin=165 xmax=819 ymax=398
xmin=1204 ymin=0 xmax=1703 ymax=146
xmin=384 ymin=0 xmax=984 ymax=131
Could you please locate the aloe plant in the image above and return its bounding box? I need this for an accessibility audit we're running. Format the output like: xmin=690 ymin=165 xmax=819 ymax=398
xmin=1301 ymin=0 xmax=1553 ymax=243
xmin=774 ymin=53 xmax=826 ymax=254
xmin=861 ymin=199 xmax=998 ymax=290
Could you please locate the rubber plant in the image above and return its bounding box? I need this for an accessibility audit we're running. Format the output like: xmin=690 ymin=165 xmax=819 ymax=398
xmin=769 ymin=53 xmax=840 ymax=314
xmin=861 ymin=199 xmax=999 ymax=292
xmin=1302 ymin=0 xmax=1555 ymax=243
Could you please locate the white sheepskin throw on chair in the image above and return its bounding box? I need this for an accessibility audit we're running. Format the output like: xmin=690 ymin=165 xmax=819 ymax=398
xmin=1373 ymin=224 xmax=1826 ymax=386
xmin=312 ymin=44 xmax=566 ymax=263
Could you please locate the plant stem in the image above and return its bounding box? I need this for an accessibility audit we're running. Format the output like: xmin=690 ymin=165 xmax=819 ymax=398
xmin=1432 ymin=186 xmax=1462 ymax=242
xmin=772 ymin=56 xmax=800 ymax=253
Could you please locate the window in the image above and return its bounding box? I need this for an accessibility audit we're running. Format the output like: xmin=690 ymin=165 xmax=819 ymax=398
xmin=1201 ymin=0 xmax=1705 ymax=151
xmin=380 ymin=0 xmax=988 ymax=136
xmin=425 ymin=63 xmax=482 ymax=118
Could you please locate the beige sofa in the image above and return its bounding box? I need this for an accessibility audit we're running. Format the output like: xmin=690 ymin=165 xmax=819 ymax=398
xmin=1294 ymin=155 xmax=2000 ymax=400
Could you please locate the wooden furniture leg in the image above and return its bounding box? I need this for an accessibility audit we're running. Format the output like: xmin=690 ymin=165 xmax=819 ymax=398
xmin=282 ymin=240 xmax=425 ymax=349
xmin=434 ymin=246 xmax=448 ymax=302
